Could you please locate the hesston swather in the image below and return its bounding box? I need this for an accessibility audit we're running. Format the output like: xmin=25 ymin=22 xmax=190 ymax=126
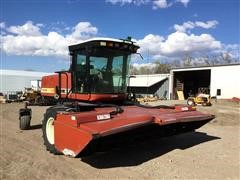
xmin=19 ymin=37 xmax=215 ymax=157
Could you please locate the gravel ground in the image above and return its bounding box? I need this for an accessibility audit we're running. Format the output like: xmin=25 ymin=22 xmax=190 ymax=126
xmin=0 ymin=100 xmax=239 ymax=179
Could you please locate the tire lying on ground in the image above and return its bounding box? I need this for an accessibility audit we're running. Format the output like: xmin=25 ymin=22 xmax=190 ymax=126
xmin=19 ymin=115 xmax=31 ymax=130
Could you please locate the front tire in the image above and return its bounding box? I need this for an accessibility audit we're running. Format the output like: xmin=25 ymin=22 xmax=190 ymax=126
xmin=42 ymin=108 xmax=62 ymax=155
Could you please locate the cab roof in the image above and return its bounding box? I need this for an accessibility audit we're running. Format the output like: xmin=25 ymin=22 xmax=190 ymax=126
xmin=68 ymin=37 xmax=140 ymax=53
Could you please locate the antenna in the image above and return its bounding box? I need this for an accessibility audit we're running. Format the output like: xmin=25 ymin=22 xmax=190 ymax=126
xmin=119 ymin=36 xmax=136 ymax=44
xmin=146 ymin=48 xmax=150 ymax=95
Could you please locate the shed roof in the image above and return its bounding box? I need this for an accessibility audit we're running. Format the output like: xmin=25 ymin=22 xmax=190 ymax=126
xmin=0 ymin=69 xmax=53 ymax=77
xmin=171 ymin=63 xmax=240 ymax=72
xmin=129 ymin=74 xmax=169 ymax=87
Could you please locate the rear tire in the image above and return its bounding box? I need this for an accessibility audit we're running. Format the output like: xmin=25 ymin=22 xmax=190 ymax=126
xmin=19 ymin=115 xmax=31 ymax=130
xmin=35 ymin=95 xmax=44 ymax=105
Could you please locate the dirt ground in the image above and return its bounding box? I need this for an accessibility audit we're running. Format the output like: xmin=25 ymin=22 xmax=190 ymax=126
xmin=0 ymin=100 xmax=239 ymax=180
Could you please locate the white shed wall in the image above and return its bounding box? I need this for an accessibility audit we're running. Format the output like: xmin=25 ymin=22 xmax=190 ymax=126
xmin=210 ymin=65 xmax=240 ymax=99
xmin=0 ymin=70 xmax=52 ymax=94
xmin=170 ymin=64 xmax=240 ymax=99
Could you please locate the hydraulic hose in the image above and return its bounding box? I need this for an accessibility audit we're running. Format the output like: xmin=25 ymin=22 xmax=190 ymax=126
xmin=97 ymin=103 xmax=124 ymax=115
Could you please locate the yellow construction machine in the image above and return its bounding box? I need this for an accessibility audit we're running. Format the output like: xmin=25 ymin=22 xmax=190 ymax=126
xmin=187 ymin=88 xmax=212 ymax=106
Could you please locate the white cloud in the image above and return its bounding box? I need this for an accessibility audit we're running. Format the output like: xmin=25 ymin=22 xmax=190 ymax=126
xmin=132 ymin=62 xmax=157 ymax=69
xmin=176 ymin=0 xmax=190 ymax=7
xmin=161 ymin=32 xmax=221 ymax=55
xmin=68 ymin=22 xmax=98 ymax=41
xmin=48 ymin=21 xmax=70 ymax=34
xmin=106 ymin=0 xmax=149 ymax=6
xmin=174 ymin=20 xmax=219 ymax=32
xmin=106 ymin=0 xmax=132 ymax=5
xmin=195 ymin=20 xmax=218 ymax=29
xmin=106 ymin=0 xmax=189 ymax=8
xmin=1 ymin=32 xmax=68 ymax=57
xmin=7 ymin=21 xmax=42 ymax=36
xmin=0 ymin=22 xmax=6 ymax=29
xmin=137 ymin=34 xmax=165 ymax=54
xmin=174 ymin=21 xmax=195 ymax=32
xmin=134 ymin=0 xmax=150 ymax=5
xmin=153 ymin=0 xmax=172 ymax=9
xmin=137 ymin=31 xmax=222 ymax=58
xmin=1 ymin=20 xmax=237 ymax=62
xmin=0 ymin=21 xmax=98 ymax=57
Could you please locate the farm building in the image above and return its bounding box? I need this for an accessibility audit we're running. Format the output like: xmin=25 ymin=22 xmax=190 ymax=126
xmin=0 ymin=69 xmax=52 ymax=94
xmin=169 ymin=64 xmax=240 ymax=100
xmin=128 ymin=74 xmax=170 ymax=99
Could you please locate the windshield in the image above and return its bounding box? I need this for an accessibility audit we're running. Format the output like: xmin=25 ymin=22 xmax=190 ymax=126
xmin=73 ymin=48 xmax=131 ymax=94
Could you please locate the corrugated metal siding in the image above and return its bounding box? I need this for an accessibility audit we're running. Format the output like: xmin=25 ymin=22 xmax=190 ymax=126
xmin=129 ymin=74 xmax=169 ymax=87
xmin=156 ymin=79 xmax=169 ymax=99
xmin=130 ymin=78 xmax=169 ymax=99
xmin=0 ymin=75 xmax=42 ymax=93
xmin=0 ymin=70 xmax=52 ymax=94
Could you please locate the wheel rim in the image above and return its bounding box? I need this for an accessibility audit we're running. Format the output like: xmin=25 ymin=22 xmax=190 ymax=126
xmin=46 ymin=117 xmax=54 ymax=144
xmin=188 ymin=100 xmax=193 ymax=106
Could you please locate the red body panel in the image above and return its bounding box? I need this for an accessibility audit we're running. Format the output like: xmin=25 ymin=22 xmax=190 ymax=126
xmin=54 ymin=105 xmax=214 ymax=157
xmin=54 ymin=120 xmax=92 ymax=156
xmin=41 ymin=73 xmax=127 ymax=101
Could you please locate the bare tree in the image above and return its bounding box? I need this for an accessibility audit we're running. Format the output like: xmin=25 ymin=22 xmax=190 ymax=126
xmin=153 ymin=61 xmax=171 ymax=74
xmin=219 ymin=52 xmax=233 ymax=64
xmin=130 ymin=52 xmax=239 ymax=75
xmin=182 ymin=54 xmax=193 ymax=67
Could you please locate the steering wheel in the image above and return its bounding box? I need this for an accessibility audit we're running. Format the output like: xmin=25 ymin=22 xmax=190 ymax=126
xmin=96 ymin=66 xmax=108 ymax=74
xmin=100 ymin=65 xmax=107 ymax=72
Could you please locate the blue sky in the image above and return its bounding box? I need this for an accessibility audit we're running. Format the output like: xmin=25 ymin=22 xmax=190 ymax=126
xmin=0 ymin=0 xmax=239 ymax=72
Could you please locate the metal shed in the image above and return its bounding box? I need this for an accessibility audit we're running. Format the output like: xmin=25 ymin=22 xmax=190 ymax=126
xmin=169 ymin=64 xmax=240 ymax=99
xmin=128 ymin=74 xmax=170 ymax=99
xmin=0 ymin=69 xmax=52 ymax=94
